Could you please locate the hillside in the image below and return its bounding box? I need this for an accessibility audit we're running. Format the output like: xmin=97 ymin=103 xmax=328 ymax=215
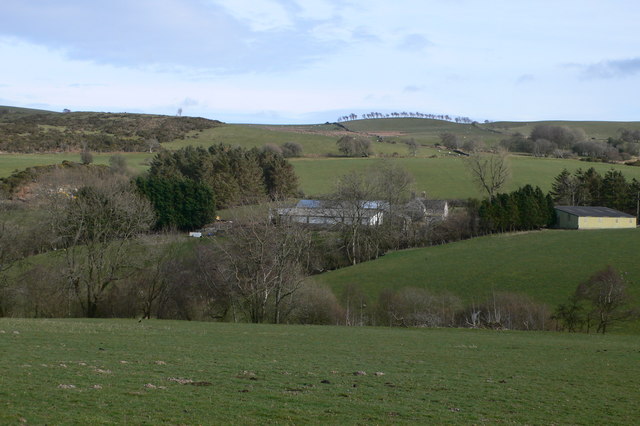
xmin=481 ymin=120 xmax=640 ymax=142
xmin=314 ymin=228 xmax=640 ymax=322
xmin=4 ymin=109 xmax=640 ymax=200
xmin=291 ymin=155 xmax=640 ymax=198
xmin=0 ymin=106 xmax=221 ymax=153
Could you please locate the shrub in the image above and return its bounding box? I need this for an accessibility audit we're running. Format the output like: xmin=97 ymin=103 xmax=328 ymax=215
xmin=281 ymin=142 xmax=303 ymax=157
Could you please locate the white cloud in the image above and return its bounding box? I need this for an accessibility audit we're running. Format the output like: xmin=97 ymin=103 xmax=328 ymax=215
xmin=211 ymin=0 xmax=294 ymax=31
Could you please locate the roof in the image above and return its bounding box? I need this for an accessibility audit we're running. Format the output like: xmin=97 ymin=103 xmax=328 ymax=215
xmin=296 ymin=199 xmax=322 ymax=208
xmin=295 ymin=199 xmax=389 ymax=210
xmin=555 ymin=206 xmax=635 ymax=218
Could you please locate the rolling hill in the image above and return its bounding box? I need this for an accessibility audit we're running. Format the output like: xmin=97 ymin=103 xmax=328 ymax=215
xmin=314 ymin=228 xmax=640 ymax=321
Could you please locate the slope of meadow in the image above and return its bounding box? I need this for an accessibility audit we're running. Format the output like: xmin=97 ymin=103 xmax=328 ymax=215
xmin=292 ymin=155 xmax=640 ymax=198
xmin=1 ymin=318 xmax=638 ymax=424
xmin=314 ymin=228 xmax=640 ymax=316
xmin=482 ymin=120 xmax=640 ymax=141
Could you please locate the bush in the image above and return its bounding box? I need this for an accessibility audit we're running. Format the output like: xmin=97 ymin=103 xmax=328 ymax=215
xmin=80 ymin=150 xmax=93 ymax=165
xmin=377 ymin=287 xmax=462 ymax=327
xmin=281 ymin=142 xmax=303 ymax=157
xmin=457 ymin=292 xmax=550 ymax=330
xmin=287 ymin=282 xmax=344 ymax=325
xmin=262 ymin=143 xmax=283 ymax=155
xmin=336 ymin=135 xmax=373 ymax=157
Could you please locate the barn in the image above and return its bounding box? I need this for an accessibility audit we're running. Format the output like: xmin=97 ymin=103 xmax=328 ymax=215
xmin=554 ymin=206 xmax=636 ymax=229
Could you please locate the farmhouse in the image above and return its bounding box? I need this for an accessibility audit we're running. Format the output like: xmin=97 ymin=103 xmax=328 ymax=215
xmin=554 ymin=206 xmax=636 ymax=230
xmin=404 ymin=198 xmax=449 ymax=223
xmin=273 ymin=199 xmax=388 ymax=226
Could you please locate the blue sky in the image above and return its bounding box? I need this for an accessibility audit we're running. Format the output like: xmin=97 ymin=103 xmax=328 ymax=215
xmin=1 ymin=0 xmax=639 ymax=124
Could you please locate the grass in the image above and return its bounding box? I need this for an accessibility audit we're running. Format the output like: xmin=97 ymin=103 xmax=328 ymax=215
xmin=6 ymin=151 xmax=640 ymax=201
xmin=314 ymin=229 xmax=640 ymax=329
xmin=292 ymin=155 xmax=640 ymax=198
xmin=482 ymin=120 xmax=640 ymax=141
xmin=165 ymin=123 xmax=340 ymax=155
xmin=346 ymin=117 xmax=504 ymax=145
xmin=1 ymin=318 xmax=638 ymax=424
xmin=0 ymin=152 xmax=154 ymax=177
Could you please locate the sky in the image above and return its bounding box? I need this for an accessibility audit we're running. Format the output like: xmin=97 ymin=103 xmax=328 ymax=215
xmin=1 ymin=0 xmax=639 ymax=124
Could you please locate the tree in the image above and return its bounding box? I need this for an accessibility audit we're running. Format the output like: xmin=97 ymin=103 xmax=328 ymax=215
xmin=109 ymin=154 xmax=129 ymax=175
xmin=134 ymin=235 xmax=181 ymax=319
xmin=439 ymin=132 xmax=459 ymax=149
xmin=331 ymin=162 xmax=414 ymax=264
xmin=212 ymin=212 xmax=312 ymax=323
xmin=281 ymin=142 xmax=303 ymax=158
xmin=550 ymin=169 xmax=579 ymax=205
xmin=575 ymin=168 xmax=603 ymax=205
xmin=405 ymin=139 xmax=419 ymax=156
xmin=336 ymin=135 xmax=373 ymax=157
xmin=136 ymin=175 xmax=215 ymax=231
xmin=552 ymin=295 xmax=585 ymax=332
xmin=257 ymin=150 xmax=299 ymax=200
xmin=575 ymin=266 xmax=635 ymax=334
xmin=80 ymin=149 xmax=93 ymax=165
xmin=51 ymin=176 xmax=155 ymax=317
xmin=0 ymin=205 xmax=22 ymax=316
xmin=601 ymin=170 xmax=630 ymax=212
xmin=466 ymin=152 xmax=510 ymax=200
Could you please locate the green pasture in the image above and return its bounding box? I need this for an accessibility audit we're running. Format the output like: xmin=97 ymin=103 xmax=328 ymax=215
xmin=345 ymin=118 xmax=503 ymax=146
xmin=0 ymin=152 xmax=154 ymax=178
xmin=4 ymin=151 xmax=640 ymax=203
xmin=292 ymin=155 xmax=640 ymax=198
xmin=315 ymin=229 xmax=640 ymax=327
xmin=1 ymin=318 xmax=638 ymax=424
xmin=483 ymin=120 xmax=640 ymax=141
xmin=165 ymin=123 xmax=339 ymax=155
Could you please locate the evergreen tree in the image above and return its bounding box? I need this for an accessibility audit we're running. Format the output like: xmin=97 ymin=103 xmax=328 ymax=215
xmin=550 ymin=168 xmax=578 ymax=205
xmin=601 ymin=170 xmax=629 ymax=212
xmin=136 ymin=175 xmax=215 ymax=231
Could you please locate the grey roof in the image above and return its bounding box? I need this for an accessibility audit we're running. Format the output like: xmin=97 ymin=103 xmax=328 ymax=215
xmin=297 ymin=199 xmax=322 ymax=208
xmin=295 ymin=199 xmax=388 ymax=210
xmin=555 ymin=206 xmax=635 ymax=218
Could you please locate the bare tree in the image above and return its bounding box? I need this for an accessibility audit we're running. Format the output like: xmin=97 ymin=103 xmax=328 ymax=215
xmin=575 ymin=265 xmax=635 ymax=334
xmin=135 ymin=234 xmax=181 ymax=319
xmin=50 ymin=175 xmax=155 ymax=317
xmin=212 ymin=211 xmax=312 ymax=323
xmin=0 ymin=204 xmax=21 ymax=316
xmin=332 ymin=162 xmax=415 ymax=264
xmin=466 ymin=152 xmax=510 ymax=200
xmin=405 ymin=139 xmax=419 ymax=156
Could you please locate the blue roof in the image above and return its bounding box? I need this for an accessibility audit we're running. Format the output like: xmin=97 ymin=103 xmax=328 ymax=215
xmin=296 ymin=199 xmax=322 ymax=208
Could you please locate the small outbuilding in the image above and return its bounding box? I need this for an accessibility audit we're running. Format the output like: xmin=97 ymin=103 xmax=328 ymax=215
xmin=554 ymin=206 xmax=636 ymax=230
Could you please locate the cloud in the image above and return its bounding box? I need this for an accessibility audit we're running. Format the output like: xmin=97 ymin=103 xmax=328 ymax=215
xmin=516 ymin=74 xmax=534 ymax=84
xmin=180 ymin=97 xmax=199 ymax=107
xmin=0 ymin=0 xmax=335 ymax=74
xmin=397 ymin=33 xmax=431 ymax=51
xmin=68 ymin=83 xmax=107 ymax=88
xmin=403 ymin=85 xmax=423 ymax=93
xmin=582 ymin=57 xmax=640 ymax=79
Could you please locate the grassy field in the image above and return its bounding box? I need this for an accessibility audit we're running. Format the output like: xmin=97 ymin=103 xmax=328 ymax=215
xmin=482 ymin=120 xmax=640 ymax=141
xmin=165 ymin=123 xmax=340 ymax=155
xmin=5 ymin=151 xmax=640 ymax=201
xmin=0 ymin=152 xmax=154 ymax=177
xmin=315 ymin=229 xmax=640 ymax=327
xmin=346 ymin=118 xmax=504 ymax=146
xmin=1 ymin=318 xmax=638 ymax=424
xmin=292 ymin=155 xmax=640 ymax=198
